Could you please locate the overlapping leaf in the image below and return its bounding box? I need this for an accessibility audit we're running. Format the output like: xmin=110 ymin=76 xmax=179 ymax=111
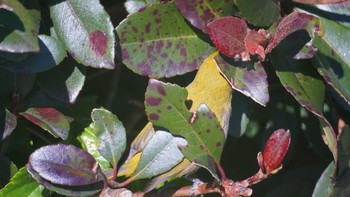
xmin=91 ymin=108 xmax=126 ymax=171
xmin=175 ymin=0 xmax=234 ymax=33
xmin=124 ymin=0 xmax=160 ymax=14
xmin=26 ymin=164 xmax=103 ymax=196
xmin=1 ymin=109 xmax=16 ymax=140
xmin=128 ymin=131 xmax=186 ymax=180
xmin=294 ymin=0 xmax=346 ymax=4
xmin=20 ymin=108 xmax=70 ymax=140
xmin=0 ymin=167 xmax=44 ymax=197
xmin=0 ymin=0 xmax=39 ymax=53
xmin=0 ymin=35 xmax=67 ymax=74
xmin=78 ymin=123 xmax=111 ymax=171
xmin=28 ymin=144 xmax=103 ymax=186
xmin=215 ymin=55 xmax=269 ymax=106
xmin=38 ymin=58 xmax=85 ymax=104
xmin=145 ymin=79 xmax=225 ymax=177
xmin=116 ymin=1 xmax=215 ymax=78
xmin=234 ymin=0 xmax=280 ymax=27
xmin=312 ymin=162 xmax=334 ymax=197
xmin=50 ymin=0 xmax=115 ymax=69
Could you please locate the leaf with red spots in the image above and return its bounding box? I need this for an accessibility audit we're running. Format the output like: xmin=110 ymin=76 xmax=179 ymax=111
xmin=20 ymin=108 xmax=70 ymax=140
xmin=124 ymin=0 xmax=160 ymax=14
xmin=91 ymin=108 xmax=127 ymax=175
xmin=215 ymin=55 xmax=269 ymax=106
xmin=270 ymin=30 xmax=337 ymax=161
xmin=28 ymin=144 xmax=104 ymax=186
xmin=116 ymin=1 xmax=216 ymax=78
xmin=145 ymin=79 xmax=225 ymax=179
xmin=38 ymin=57 xmax=86 ymax=104
xmin=234 ymin=0 xmax=280 ymax=27
xmin=49 ymin=0 xmax=115 ymax=69
xmin=260 ymin=129 xmax=291 ymax=174
xmin=0 ymin=0 xmax=39 ymax=53
xmin=265 ymin=11 xmax=323 ymax=56
xmin=174 ymin=0 xmax=234 ymax=33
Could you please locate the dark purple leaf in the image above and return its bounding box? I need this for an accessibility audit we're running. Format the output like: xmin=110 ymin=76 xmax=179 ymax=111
xmin=116 ymin=1 xmax=215 ymax=78
xmin=20 ymin=108 xmax=70 ymax=140
xmin=265 ymin=11 xmax=323 ymax=55
xmin=26 ymin=164 xmax=103 ymax=196
xmin=261 ymin=129 xmax=291 ymax=174
xmin=174 ymin=0 xmax=234 ymax=33
xmin=28 ymin=144 xmax=103 ymax=186
xmin=215 ymin=55 xmax=269 ymax=106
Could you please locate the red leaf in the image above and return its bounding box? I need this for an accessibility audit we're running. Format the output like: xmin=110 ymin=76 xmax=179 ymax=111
xmin=207 ymin=17 xmax=248 ymax=59
xmin=244 ymin=29 xmax=269 ymax=60
xmin=262 ymin=129 xmax=291 ymax=174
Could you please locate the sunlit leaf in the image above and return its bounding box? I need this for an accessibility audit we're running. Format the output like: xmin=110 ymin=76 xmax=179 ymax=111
xmin=130 ymin=131 xmax=185 ymax=180
xmin=0 ymin=0 xmax=39 ymax=53
xmin=0 ymin=35 xmax=67 ymax=74
xmin=77 ymin=123 xmax=111 ymax=171
xmin=20 ymin=108 xmax=70 ymax=140
xmin=28 ymin=144 xmax=103 ymax=186
xmin=100 ymin=188 xmax=133 ymax=197
xmin=116 ymin=1 xmax=215 ymax=78
xmin=234 ymin=0 xmax=280 ymax=27
xmin=145 ymin=79 xmax=225 ymax=178
xmin=0 ymin=167 xmax=44 ymax=197
xmin=124 ymin=0 xmax=160 ymax=14
xmin=50 ymin=0 xmax=115 ymax=69
xmin=91 ymin=108 xmax=127 ymax=170
xmin=26 ymin=164 xmax=103 ymax=196
xmin=175 ymin=0 xmax=234 ymax=33
xmin=38 ymin=57 xmax=85 ymax=104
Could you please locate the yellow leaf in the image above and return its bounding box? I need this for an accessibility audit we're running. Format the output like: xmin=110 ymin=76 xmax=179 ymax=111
xmin=117 ymin=152 xmax=142 ymax=177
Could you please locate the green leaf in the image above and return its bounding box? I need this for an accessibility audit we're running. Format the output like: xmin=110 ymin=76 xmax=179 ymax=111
xmin=0 ymin=35 xmax=67 ymax=74
xmin=116 ymin=1 xmax=215 ymax=78
xmin=91 ymin=108 xmax=127 ymax=170
xmin=312 ymin=162 xmax=334 ymax=197
xmin=145 ymin=79 xmax=225 ymax=178
xmin=20 ymin=107 xmax=70 ymax=140
xmin=50 ymin=0 xmax=115 ymax=69
xmin=0 ymin=167 xmax=45 ymax=197
xmin=130 ymin=130 xmax=185 ymax=180
xmin=124 ymin=0 xmax=160 ymax=14
xmin=337 ymin=126 xmax=350 ymax=177
xmin=270 ymin=31 xmax=337 ymax=161
xmin=0 ymin=0 xmax=39 ymax=52
xmin=38 ymin=57 xmax=85 ymax=104
xmin=78 ymin=123 xmax=111 ymax=171
xmin=234 ymin=0 xmax=280 ymax=27
xmin=174 ymin=0 xmax=235 ymax=33
xmin=215 ymin=55 xmax=269 ymax=106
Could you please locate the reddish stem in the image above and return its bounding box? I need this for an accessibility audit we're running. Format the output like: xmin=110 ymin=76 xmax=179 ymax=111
xmin=215 ymin=161 xmax=227 ymax=181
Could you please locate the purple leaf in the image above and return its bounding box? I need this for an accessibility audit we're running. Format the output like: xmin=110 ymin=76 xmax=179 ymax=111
xmin=28 ymin=144 xmax=103 ymax=186
xmin=215 ymin=55 xmax=269 ymax=106
xmin=174 ymin=0 xmax=234 ymax=33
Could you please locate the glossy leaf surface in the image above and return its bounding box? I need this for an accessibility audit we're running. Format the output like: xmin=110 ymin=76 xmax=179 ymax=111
xmin=20 ymin=108 xmax=70 ymax=140
xmin=50 ymin=0 xmax=115 ymax=69
xmin=0 ymin=167 xmax=44 ymax=197
xmin=26 ymin=164 xmax=103 ymax=196
xmin=175 ymin=0 xmax=234 ymax=33
xmin=0 ymin=35 xmax=66 ymax=74
xmin=116 ymin=1 xmax=215 ymax=78
xmin=130 ymin=131 xmax=185 ymax=180
xmin=28 ymin=144 xmax=102 ymax=186
xmin=234 ymin=0 xmax=280 ymax=27
xmin=0 ymin=0 xmax=39 ymax=53
xmin=78 ymin=123 xmax=111 ymax=171
xmin=215 ymin=55 xmax=269 ymax=106
xmin=124 ymin=0 xmax=160 ymax=14
xmin=38 ymin=58 xmax=85 ymax=104
xmin=91 ymin=108 xmax=127 ymax=169
xmin=145 ymin=79 xmax=225 ymax=176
